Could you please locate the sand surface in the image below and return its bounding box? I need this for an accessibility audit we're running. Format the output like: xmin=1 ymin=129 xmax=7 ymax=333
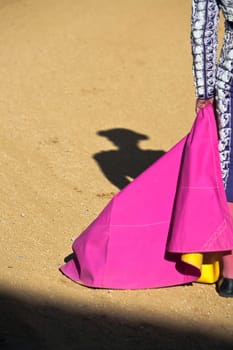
xmin=0 ymin=1 xmax=232 ymax=349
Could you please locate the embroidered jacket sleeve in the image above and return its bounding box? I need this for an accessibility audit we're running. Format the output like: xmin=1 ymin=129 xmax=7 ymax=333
xmin=191 ymin=0 xmax=220 ymax=99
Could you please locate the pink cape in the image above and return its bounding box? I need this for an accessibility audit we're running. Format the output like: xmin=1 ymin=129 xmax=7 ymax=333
xmin=60 ymin=105 xmax=233 ymax=289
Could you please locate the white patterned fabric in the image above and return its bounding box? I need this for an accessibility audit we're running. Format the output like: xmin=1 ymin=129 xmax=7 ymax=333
xmin=191 ymin=0 xmax=220 ymax=99
xmin=219 ymin=0 xmax=233 ymax=21
xmin=216 ymin=21 xmax=233 ymax=199
xmin=191 ymin=0 xmax=233 ymax=200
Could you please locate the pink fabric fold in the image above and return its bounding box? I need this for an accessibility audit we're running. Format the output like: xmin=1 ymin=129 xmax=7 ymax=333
xmin=60 ymin=105 xmax=233 ymax=289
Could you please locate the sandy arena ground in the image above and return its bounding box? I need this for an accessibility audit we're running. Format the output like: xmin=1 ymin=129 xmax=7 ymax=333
xmin=0 ymin=1 xmax=232 ymax=349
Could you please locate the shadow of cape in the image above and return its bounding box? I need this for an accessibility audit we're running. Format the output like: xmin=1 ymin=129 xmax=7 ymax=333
xmin=0 ymin=288 xmax=232 ymax=350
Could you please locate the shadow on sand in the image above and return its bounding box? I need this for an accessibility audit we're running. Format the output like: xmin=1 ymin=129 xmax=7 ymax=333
xmin=93 ymin=128 xmax=165 ymax=189
xmin=0 ymin=288 xmax=232 ymax=350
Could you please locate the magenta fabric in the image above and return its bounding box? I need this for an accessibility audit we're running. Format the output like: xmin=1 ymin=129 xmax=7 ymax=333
xmin=60 ymin=105 xmax=233 ymax=289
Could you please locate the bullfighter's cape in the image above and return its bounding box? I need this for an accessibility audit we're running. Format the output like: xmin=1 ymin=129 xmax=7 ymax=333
xmin=60 ymin=105 xmax=233 ymax=289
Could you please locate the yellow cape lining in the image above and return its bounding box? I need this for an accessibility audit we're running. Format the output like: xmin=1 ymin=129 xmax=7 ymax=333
xmin=181 ymin=253 xmax=220 ymax=283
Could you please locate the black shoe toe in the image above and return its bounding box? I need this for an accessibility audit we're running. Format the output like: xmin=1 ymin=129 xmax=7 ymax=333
xmin=217 ymin=278 xmax=233 ymax=298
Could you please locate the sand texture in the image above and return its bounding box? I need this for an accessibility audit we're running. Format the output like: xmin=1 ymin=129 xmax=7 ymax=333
xmin=0 ymin=1 xmax=232 ymax=349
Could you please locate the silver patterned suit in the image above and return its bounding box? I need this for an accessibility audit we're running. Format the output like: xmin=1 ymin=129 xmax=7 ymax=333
xmin=191 ymin=0 xmax=233 ymax=201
